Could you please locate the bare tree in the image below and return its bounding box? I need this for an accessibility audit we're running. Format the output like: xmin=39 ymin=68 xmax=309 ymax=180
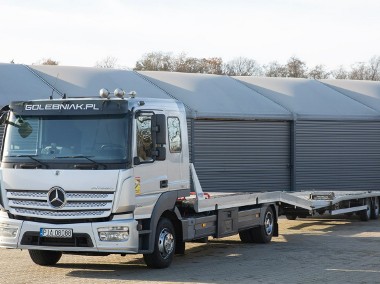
xmin=134 ymin=52 xmax=173 ymax=71
xmin=34 ymin=58 xmax=59 ymax=65
xmin=264 ymin=61 xmax=288 ymax=77
xmin=286 ymin=56 xmax=307 ymax=78
xmin=223 ymin=57 xmax=263 ymax=76
xmin=345 ymin=56 xmax=380 ymax=81
xmin=349 ymin=62 xmax=371 ymax=80
xmin=132 ymin=52 xmax=380 ymax=81
xmin=331 ymin=66 xmax=349 ymax=79
xmin=95 ymin=56 xmax=118 ymax=68
xmin=367 ymin=56 xmax=380 ymax=81
xmin=171 ymin=52 xmax=189 ymax=72
xmin=308 ymin=65 xmax=330 ymax=79
xmin=177 ymin=57 xmax=202 ymax=73
xmin=199 ymin=57 xmax=223 ymax=74
xmin=134 ymin=52 xmax=223 ymax=74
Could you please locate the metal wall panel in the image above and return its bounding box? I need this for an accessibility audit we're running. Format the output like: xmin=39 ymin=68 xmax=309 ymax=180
xmin=296 ymin=121 xmax=380 ymax=191
xmin=192 ymin=120 xmax=290 ymax=192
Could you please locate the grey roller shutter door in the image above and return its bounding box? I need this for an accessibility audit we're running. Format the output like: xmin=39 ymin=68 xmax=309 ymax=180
xmin=193 ymin=120 xmax=290 ymax=192
xmin=296 ymin=121 xmax=380 ymax=191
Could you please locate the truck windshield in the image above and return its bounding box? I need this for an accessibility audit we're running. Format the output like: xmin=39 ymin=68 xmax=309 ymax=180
xmin=2 ymin=113 xmax=130 ymax=164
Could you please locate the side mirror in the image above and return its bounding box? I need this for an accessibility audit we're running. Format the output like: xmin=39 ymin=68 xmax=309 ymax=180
xmin=6 ymin=118 xmax=33 ymax=138
xmin=18 ymin=121 xmax=33 ymax=138
xmin=151 ymin=114 xmax=166 ymax=145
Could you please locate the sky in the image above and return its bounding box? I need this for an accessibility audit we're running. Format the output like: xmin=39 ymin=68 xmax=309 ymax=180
xmin=0 ymin=0 xmax=379 ymax=70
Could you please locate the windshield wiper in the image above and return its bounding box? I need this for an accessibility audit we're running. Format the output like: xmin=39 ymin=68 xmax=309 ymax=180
xmin=54 ymin=155 xmax=107 ymax=169
xmin=8 ymin=155 xmax=49 ymax=169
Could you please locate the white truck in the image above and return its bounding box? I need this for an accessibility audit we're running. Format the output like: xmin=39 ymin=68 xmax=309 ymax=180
xmin=0 ymin=90 xmax=379 ymax=268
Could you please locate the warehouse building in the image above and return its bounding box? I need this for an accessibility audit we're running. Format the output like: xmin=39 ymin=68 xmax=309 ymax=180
xmin=1 ymin=63 xmax=380 ymax=193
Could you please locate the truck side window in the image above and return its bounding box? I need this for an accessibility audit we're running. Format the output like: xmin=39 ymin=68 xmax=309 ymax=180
xmin=168 ymin=117 xmax=182 ymax=153
xmin=136 ymin=115 xmax=153 ymax=161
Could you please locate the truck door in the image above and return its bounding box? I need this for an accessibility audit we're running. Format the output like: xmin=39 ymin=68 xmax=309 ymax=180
xmin=133 ymin=111 xmax=168 ymax=195
xmin=166 ymin=115 xmax=188 ymax=191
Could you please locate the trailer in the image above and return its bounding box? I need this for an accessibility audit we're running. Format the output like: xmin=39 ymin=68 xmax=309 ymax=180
xmin=0 ymin=91 xmax=378 ymax=269
xmin=281 ymin=191 xmax=380 ymax=221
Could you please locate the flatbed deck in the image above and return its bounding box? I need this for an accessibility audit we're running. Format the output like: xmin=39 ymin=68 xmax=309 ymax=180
xmin=190 ymin=164 xmax=380 ymax=218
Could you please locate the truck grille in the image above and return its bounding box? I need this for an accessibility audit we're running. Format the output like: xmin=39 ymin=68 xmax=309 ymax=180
xmin=6 ymin=189 xmax=114 ymax=220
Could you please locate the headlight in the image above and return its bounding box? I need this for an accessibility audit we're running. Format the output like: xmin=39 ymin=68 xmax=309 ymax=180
xmin=0 ymin=224 xmax=18 ymax=238
xmin=98 ymin=226 xmax=129 ymax=242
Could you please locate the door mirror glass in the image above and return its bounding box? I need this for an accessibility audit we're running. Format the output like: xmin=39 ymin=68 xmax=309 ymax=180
xmin=136 ymin=114 xmax=153 ymax=162
xmin=18 ymin=121 xmax=33 ymax=138
xmin=6 ymin=116 xmax=33 ymax=139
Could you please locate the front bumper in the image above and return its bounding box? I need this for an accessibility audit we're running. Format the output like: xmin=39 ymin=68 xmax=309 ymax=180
xmin=0 ymin=214 xmax=139 ymax=253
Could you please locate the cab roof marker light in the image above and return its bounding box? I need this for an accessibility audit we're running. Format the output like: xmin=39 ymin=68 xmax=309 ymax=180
xmin=114 ymin=88 xmax=126 ymax=99
xmin=128 ymin=91 xmax=137 ymax=98
xmin=99 ymin=88 xmax=110 ymax=98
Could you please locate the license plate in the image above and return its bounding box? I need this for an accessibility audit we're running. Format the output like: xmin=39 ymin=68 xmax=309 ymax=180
xmin=40 ymin=228 xmax=73 ymax=238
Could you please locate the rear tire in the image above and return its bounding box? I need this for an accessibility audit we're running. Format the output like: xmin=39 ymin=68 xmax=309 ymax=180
xmin=371 ymin=197 xmax=379 ymax=220
xmin=285 ymin=214 xmax=297 ymax=220
xmin=317 ymin=209 xmax=326 ymax=216
xmin=252 ymin=206 xmax=275 ymax=243
xmin=28 ymin=250 xmax=62 ymax=266
xmin=239 ymin=207 xmax=275 ymax=244
xmin=359 ymin=198 xmax=372 ymax=221
xmin=143 ymin=217 xmax=176 ymax=269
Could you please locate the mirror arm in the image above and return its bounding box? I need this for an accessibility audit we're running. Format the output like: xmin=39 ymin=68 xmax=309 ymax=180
xmin=6 ymin=121 xmax=20 ymax=128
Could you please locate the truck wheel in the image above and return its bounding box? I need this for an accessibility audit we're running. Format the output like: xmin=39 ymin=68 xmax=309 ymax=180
xmin=285 ymin=214 xmax=297 ymax=220
xmin=28 ymin=250 xmax=62 ymax=266
xmin=371 ymin=197 xmax=379 ymax=220
xmin=143 ymin=217 xmax=175 ymax=269
xmin=317 ymin=209 xmax=326 ymax=216
xmin=252 ymin=206 xmax=275 ymax=243
xmin=359 ymin=198 xmax=372 ymax=221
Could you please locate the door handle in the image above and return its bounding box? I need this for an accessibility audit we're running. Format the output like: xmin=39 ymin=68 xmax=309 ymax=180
xmin=160 ymin=180 xmax=168 ymax=188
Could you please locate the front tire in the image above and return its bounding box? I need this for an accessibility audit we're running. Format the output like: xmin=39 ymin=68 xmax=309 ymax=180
xmin=143 ymin=217 xmax=176 ymax=269
xmin=28 ymin=250 xmax=62 ymax=266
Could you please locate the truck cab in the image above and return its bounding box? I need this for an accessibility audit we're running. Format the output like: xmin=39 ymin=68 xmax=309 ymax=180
xmin=0 ymin=90 xmax=190 ymax=268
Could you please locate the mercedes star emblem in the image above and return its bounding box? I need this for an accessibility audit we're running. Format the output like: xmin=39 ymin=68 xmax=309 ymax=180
xmin=47 ymin=186 xmax=67 ymax=209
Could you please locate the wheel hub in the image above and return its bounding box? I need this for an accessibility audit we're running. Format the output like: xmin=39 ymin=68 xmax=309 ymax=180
xmin=265 ymin=212 xmax=273 ymax=235
xmin=158 ymin=228 xmax=174 ymax=259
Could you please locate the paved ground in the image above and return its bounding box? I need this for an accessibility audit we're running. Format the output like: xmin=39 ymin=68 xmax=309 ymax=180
xmin=1 ymin=216 xmax=380 ymax=284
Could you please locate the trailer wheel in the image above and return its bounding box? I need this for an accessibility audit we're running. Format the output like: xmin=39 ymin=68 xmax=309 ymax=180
xmin=252 ymin=206 xmax=275 ymax=243
xmin=285 ymin=214 xmax=297 ymax=220
xmin=317 ymin=209 xmax=326 ymax=216
xmin=371 ymin=197 xmax=379 ymax=220
xmin=359 ymin=198 xmax=372 ymax=222
xmin=143 ymin=217 xmax=175 ymax=269
xmin=28 ymin=250 xmax=62 ymax=266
